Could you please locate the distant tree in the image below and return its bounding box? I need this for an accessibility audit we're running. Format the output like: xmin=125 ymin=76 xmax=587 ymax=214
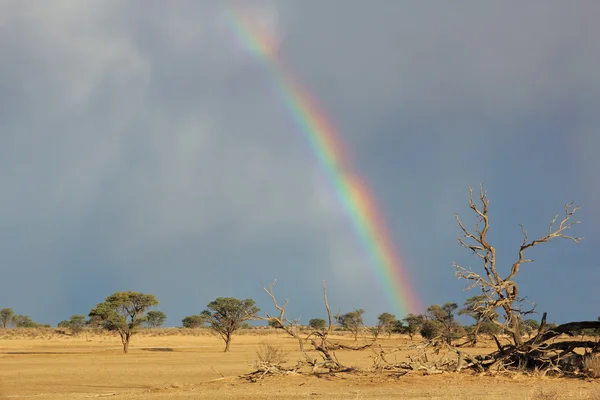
xmin=338 ymin=309 xmax=365 ymax=341
xmin=427 ymin=303 xmax=460 ymax=344
xmin=145 ymin=311 xmax=167 ymax=328
xmin=58 ymin=314 xmax=87 ymax=334
xmin=182 ymin=314 xmax=208 ymax=328
xmin=268 ymin=319 xmax=283 ymax=329
xmin=89 ymin=291 xmax=159 ymax=353
xmin=11 ymin=314 xmax=37 ymax=328
xmin=391 ymin=319 xmax=406 ymax=334
xmin=420 ymin=320 xmax=441 ymax=340
xmin=203 ymin=297 xmax=260 ymax=352
xmin=479 ymin=319 xmax=502 ymax=338
xmin=0 ymin=308 xmax=14 ymax=328
xmin=374 ymin=312 xmax=396 ymax=338
xmin=522 ymin=318 xmax=540 ymax=339
xmin=459 ymin=295 xmax=498 ymax=345
xmin=308 ymin=318 xmax=327 ymax=331
xmin=402 ymin=314 xmax=425 ymax=341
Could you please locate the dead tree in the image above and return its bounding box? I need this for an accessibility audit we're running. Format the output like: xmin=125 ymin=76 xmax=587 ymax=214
xmin=451 ymin=185 xmax=599 ymax=374
xmin=255 ymin=280 xmax=314 ymax=366
xmin=256 ymin=281 xmax=372 ymax=374
xmin=453 ymin=185 xmax=582 ymax=346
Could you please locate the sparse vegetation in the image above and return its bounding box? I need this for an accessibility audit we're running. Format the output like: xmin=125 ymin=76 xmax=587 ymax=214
xmin=0 ymin=185 xmax=597 ymax=399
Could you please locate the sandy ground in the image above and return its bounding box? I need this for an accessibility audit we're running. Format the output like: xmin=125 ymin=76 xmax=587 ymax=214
xmin=0 ymin=329 xmax=598 ymax=399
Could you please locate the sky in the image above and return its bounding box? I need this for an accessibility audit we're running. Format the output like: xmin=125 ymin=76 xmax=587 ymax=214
xmin=0 ymin=0 xmax=598 ymax=327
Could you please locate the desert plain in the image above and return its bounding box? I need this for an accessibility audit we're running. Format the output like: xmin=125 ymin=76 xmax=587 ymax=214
xmin=0 ymin=329 xmax=598 ymax=400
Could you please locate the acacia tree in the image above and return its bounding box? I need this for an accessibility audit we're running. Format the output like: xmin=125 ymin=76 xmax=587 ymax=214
xmin=339 ymin=309 xmax=365 ymax=341
xmin=427 ymin=303 xmax=460 ymax=344
xmin=373 ymin=312 xmax=396 ymax=339
xmin=458 ymin=295 xmax=497 ymax=345
xmin=89 ymin=291 xmax=159 ymax=353
xmin=182 ymin=314 xmax=208 ymax=328
xmin=0 ymin=308 xmax=14 ymax=328
xmin=145 ymin=311 xmax=167 ymax=328
xmin=203 ymin=297 xmax=259 ymax=352
xmin=453 ymin=186 xmax=582 ymax=347
xmin=402 ymin=314 xmax=425 ymax=342
xmin=309 ymin=318 xmax=327 ymax=331
xmin=58 ymin=314 xmax=87 ymax=334
xmin=12 ymin=314 xmax=37 ymax=328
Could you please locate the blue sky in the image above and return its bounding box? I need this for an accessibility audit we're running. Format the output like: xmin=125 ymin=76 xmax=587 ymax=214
xmin=0 ymin=1 xmax=598 ymax=327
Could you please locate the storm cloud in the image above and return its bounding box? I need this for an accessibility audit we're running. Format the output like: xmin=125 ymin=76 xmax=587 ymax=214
xmin=0 ymin=0 xmax=598 ymax=325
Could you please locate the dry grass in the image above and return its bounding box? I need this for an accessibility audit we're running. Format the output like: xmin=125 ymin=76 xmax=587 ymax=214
xmin=255 ymin=341 xmax=288 ymax=365
xmin=0 ymin=330 xmax=598 ymax=399
xmin=584 ymin=354 xmax=600 ymax=378
xmin=531 ymin=386 xmax=560 ymax=400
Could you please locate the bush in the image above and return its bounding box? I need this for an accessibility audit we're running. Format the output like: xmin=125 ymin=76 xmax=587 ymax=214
xmin=308 ymin=318 xmax=326 ymax=330
xmin=584 ymin=354 xmax=600 ymax=378
xmin=255 ymin=342 xmax=288 ymax=366
xmin=420 ymin=320 xmax=441 ymax=340
xmin=530 ymin=386 xmax=559 ymax=400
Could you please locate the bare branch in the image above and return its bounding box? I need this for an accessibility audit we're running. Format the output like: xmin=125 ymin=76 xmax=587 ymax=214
xmin=507 ymin=203 xmax=582 ymax=281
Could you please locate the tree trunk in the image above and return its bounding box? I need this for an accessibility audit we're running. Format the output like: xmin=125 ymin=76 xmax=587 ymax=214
xmin=120 ymin=331 xmax=130 ymax=353
xmin=224 ymin=335 xmax=231 ymax=352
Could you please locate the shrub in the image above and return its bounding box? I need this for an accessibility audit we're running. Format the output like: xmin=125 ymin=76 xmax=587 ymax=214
xmin=531 ymin=386 xmax=559 ymax=400
xmin=584 ymin=354 xmax=600 ymax=379
xmin=255 ymin=342 xmax=288 ymax=366
xmin=420 ymin=320 xmax=441 ymax=340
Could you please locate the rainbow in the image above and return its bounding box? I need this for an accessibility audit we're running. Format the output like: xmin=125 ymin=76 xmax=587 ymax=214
xmin=224 ymin=8 xmax=421 ymax=317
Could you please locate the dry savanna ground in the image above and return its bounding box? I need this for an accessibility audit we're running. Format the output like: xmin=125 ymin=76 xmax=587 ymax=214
xmin=0 ymin=328 xmax=598 ymax=400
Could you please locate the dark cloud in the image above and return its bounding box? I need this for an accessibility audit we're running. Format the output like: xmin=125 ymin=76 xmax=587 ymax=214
xmin=0 ymin=1 xmax=598 ymax=325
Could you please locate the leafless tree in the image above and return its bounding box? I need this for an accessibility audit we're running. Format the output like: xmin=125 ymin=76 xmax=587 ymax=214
xmin=453 ymin=185 xmax=582 ymax=347
xmin=257 ymin=281 xmax=372 ymax=373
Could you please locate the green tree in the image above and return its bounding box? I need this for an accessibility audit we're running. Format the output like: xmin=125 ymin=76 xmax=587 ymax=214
xmin=420 ymin=320 xmax=441 ymax=340
xmin=374 ymin=312 xmax=396 ymax=338
xmin=458 ymin=295 xmax=497 ymax=345
xmin=12 ymin=314 xmax=37 ymax=328
xmin=145 ymin=310 xmax=167 ymax=328
xmin=522 ymin=318 xmax=540 ymax=338
xmin=203 ymin=297 xmax=259 ymax=352
xmin=479 ymin=320 xmax=501 ymax=338
xmin=268 ymin=319 xmax=283 ymax=329
xmin=89 ymin=291 xmax=159 ymax=353
xmin=402 ymin=314 xmax=425 ymax=341
xmin=338 ymin=309 xmax=365 ymax=341
xmin=182 ymin=314 xmax=207 ymax=328
xmin=427 ymin=303 xmax=460 ymax=344
xmin=391 ymin=319 xmax=406 ymax=334
xmin=58 ymin=314 xmax=87 ymax=334
xmin=308 ymin=318 xmax=327 ymax=331
xmin=0 ymin=308 xmax=14 ymax=328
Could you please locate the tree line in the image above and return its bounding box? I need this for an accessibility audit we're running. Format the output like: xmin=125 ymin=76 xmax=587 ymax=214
xmin=3 ymin=294 xmax=598 ymax=355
